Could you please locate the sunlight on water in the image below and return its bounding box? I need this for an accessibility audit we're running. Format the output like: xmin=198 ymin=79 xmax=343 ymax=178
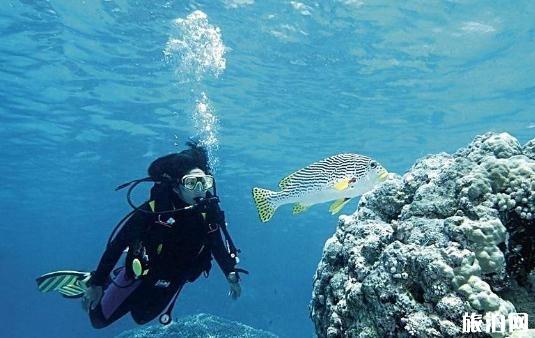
xmin=164 ymin=10 xmax=226 ymax=169
xmin=222 ymin=0 xmax=255 ymax=9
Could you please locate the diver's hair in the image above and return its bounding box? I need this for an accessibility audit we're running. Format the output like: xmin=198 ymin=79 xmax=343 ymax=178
xmin=148 ymin=140 xmax=211 ymax=182
xmin=185 ymin=139 xmax=211 ymax=174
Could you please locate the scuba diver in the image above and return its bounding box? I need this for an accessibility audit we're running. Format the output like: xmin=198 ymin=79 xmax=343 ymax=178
xmin=36 ymin=141 xmax=247 ymax=327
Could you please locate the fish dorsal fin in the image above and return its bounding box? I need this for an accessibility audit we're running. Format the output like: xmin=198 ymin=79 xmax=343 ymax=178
xmin=292 ymin=203 xmax=308 ymax=215
xmin=329 ymin=198 xmax=351 ymax=215
xmin=278 ymin=175 xmax=293 ymax=190
xmin=279 ymin=167 xmax=303 ymax=189
xmin=279 ymin=154 xmax=355 ymax=189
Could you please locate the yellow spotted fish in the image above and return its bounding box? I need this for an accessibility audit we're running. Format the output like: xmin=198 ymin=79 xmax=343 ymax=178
xmin=252 ymin=153 xmax=388 ymax=223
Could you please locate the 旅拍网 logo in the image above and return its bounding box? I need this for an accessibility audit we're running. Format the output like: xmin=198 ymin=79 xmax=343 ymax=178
xmin=462 ymin=312 xmax=529 ymax=334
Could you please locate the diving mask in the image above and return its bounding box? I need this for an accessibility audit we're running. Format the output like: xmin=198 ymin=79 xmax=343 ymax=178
xmin=181 ymin=174 xmax=214 ymax=191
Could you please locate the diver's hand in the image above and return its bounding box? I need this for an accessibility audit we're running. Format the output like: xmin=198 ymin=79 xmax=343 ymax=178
xmin=227 ymin=272 xmax=241 ymax=300
xmin=82 ymin=285 xmax=103 ymax=312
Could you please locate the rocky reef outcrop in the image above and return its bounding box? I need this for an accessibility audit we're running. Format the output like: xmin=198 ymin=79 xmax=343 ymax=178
xmin=311 ymin=132 xmax=534 ymax=337
xmin=115 ymin=313 xmax=278 ymax=338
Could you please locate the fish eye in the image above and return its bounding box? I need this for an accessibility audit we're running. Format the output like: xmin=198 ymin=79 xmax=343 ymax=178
xmin=370 ymin=161 xmax=377 ymax=169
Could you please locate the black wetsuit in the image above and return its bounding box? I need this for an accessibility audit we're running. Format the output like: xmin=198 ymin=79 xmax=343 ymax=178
xmin=89 ymin=195 xmax=237 ymax=328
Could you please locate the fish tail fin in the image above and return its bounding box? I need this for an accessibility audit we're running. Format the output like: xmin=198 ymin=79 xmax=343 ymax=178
xmin=252 ymin=187 xmax=278 ymax=223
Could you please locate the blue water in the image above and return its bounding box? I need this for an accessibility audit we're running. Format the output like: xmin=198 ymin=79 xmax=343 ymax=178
xmin=1 ymin=1 xmax=534 ymax=337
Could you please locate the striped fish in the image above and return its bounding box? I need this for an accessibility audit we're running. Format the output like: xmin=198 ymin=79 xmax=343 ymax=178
xmin=252 ymin=153 xmax=388 ymax=223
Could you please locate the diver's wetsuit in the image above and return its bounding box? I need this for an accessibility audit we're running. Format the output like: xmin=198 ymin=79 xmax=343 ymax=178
xmin=88 ymin=194 xmax=236 ymax=328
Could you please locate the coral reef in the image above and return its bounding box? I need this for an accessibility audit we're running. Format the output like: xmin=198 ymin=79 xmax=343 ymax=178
xmin=311 ymin=132 xmax=534 ymax=337
xmin=115 ymin=313 xmax=278 ymax=338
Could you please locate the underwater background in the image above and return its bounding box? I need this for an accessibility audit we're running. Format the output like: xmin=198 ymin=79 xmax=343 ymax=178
xmin=1 ymin=1 xmax=533 ymax=337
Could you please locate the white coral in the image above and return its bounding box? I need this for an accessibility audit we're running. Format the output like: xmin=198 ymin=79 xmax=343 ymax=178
xmin=311 ymin=132 xmax=535 ymax=338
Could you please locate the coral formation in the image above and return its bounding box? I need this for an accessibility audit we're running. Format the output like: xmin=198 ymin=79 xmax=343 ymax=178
xmin=115 ymin=313 xmax=278 ymax=338
xmin=311 ymin=132 xmax=534 ymax=337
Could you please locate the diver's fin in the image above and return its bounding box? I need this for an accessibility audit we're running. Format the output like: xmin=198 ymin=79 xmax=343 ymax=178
xmin=59 ymin=284 xmax=87 ymax=298
xmin=329 ymin=198 xmax=351 ymax=215
xmin=252 ymin=187 xmax=277 ymax=223
xmin=36 ymin=270 xmax=90 ymax=296
xmin=334 ymin=179 xmax=350 ymax=191
xmin=292 ymin=203 xmax=309 ymax=215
